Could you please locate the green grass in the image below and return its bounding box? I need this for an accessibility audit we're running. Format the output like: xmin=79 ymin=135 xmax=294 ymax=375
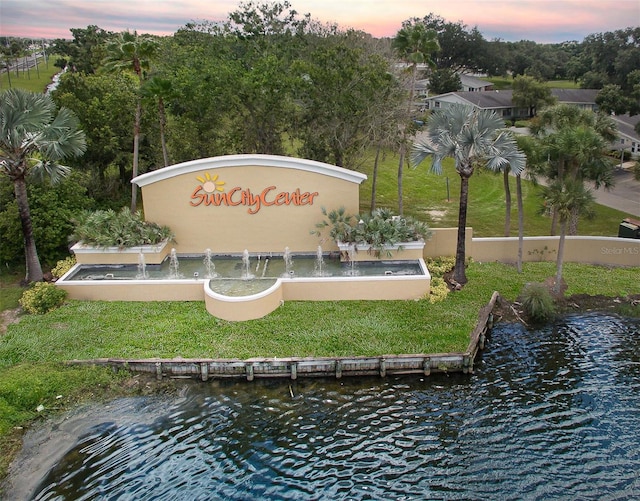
xmin=1 ymin=257 xmax=638 ymax=489
xmin=359 ymin=155 xmax=631 ymax=236
xmin=484 ymin=76 xmax=579 ymax=90
xmin=2 ymin=262 xmax=638 ymax=368
xmin=0 ymin=269 xmax=24 ymax=312
xmin=0 ymin=57 xmax=63 ymax=93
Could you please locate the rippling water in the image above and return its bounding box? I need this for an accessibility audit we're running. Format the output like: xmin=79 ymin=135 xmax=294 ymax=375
xmin=32 ymin=313 xmax=640 ymax=500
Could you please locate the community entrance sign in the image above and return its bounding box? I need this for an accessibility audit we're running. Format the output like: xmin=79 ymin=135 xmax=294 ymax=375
xmin=132 ymin=154 xmax=366 ymax=254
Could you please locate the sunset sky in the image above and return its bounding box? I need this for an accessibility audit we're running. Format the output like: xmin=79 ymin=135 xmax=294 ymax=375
xmin=1 ymin=0 xmax=638 ymax=43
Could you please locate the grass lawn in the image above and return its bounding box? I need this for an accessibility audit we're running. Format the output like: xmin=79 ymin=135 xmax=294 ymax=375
xmin=485 ymin=76 xmax=579 ymax=90
xmin=358 ymin=154 xmax=630 ymax=237
xmin=0 ymin=57 xmax=63 ymax=94
xmin=2 ymin=261 xmax=638 ymax=368
xmin=1 ymin=259 xmax=638 ymax=481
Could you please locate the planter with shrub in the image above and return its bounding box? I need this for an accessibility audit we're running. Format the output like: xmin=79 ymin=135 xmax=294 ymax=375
xmin=313 ymin=207 xmax=430 ymax=261
xmin=70 ymin=208 xmax=174 ymax=265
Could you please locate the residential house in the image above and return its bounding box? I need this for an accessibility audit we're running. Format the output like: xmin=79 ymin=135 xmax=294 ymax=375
xmin=423 ymin=88 xmax=599 ymax=122
xmin=423 ymin=88 xmax=638 ymax=158
xmin=610 ymin=114 xmax=640 ymax=159
xmin=459 ymin=74 xmax=493 ymax=92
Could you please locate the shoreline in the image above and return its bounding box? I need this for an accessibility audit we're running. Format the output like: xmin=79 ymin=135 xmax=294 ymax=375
xmin=1 ymin=292 xmax=638 ymax=499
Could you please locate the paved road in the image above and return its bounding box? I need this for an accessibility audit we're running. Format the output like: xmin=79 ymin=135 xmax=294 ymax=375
xmin=590 ymin=165 xmax=640 ymax=218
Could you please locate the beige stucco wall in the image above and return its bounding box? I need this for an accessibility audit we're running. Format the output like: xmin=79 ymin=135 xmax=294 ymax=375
xmin=337 ymin=242 xmax=425 ymax=262
xmin=282 ymin=275 xmax=430 ymax=301
xmin=58 ymin=280 xmax=205 ymax=301
xmin=471 ymin=236 xmax=640 ymax=266
xmin=71 ymin=241 xmax=171 ymax=265
xmin=204 ymin=281 xmax=285 ymax=321
xmin=424 ymin=228 xmax=473 ymax=259
xmin=133 ymin=155 xmax=366 ymax=255
xmin=423 ymin=229 xmax=639 ymax=267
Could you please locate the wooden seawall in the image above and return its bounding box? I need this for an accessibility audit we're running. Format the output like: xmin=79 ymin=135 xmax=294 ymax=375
xmin=69 ymin=292 xmax=499 ymax=381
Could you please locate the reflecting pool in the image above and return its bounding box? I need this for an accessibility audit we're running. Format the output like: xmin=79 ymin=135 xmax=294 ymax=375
xmin=27 ymin=313 xmax=640 ymax=500
xmin=65 ymin=255 xmax=426 ymax=281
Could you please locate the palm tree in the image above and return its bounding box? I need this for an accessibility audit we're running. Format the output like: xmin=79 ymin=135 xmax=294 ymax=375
xmin=412 ymin=104 xmax=525 ymax=285
xmin=541 ymin=178 xmax=595 ymax=294
xmin=141 ymin=76 xmax=177 ymax=167
xmin=103 ymin=30 xmax=158 ymax=212
xmin=392 ymin=20 xmax=439 ymax=215
xmin=531 ymin=104 xmax=616 ymax=235
xmin=515 ymin=135 xmax=546 ymax=273
xmin=0 ymin=89 xmax=86 ymax=282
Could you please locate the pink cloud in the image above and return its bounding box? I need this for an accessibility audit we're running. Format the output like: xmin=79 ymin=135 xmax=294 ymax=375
xmin=1 ymin=0 xmax=637 ymax=42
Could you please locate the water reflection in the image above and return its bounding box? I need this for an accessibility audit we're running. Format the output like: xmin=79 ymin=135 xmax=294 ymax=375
xmin=32 ymin=313 xmax=640 ymax=500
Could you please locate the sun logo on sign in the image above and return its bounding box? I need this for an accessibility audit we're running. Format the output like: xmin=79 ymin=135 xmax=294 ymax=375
xmin=196 ymin=172 xmax=225 ymax=193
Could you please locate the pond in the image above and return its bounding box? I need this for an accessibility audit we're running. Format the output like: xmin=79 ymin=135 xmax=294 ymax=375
xmin=12 ymin=312 xmax=640 ymax=500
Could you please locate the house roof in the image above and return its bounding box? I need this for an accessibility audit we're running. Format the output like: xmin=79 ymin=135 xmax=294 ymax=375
xmin=459 ymin=74 xmax=492 ymax=89
xmin=430 ymin=90 xmax=514 ymax=108
xmin=549 ymin=88 xmax=598 ymax=104
xmin=610 ymin=114 xmax=640 ymax=142
xmin=426 ymin=88 xmax=600 ymax=110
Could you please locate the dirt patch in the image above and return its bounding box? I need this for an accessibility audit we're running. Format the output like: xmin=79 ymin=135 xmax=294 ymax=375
xmin=426 ymin=210 xmax=447 ymax=221
xmin=0 ymin=308 xmax=21 ymax=335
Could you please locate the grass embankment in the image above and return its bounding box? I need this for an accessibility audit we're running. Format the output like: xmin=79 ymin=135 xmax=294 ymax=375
xmin=0 ymin=57 xmax=62 ymax=93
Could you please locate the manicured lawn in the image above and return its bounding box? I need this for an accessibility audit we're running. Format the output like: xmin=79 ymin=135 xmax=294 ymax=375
xmin=358 ymin=155 xmax=630 ymax=237
xmin=0 ymin=56 xmax=62 ymax=93
xmin=2 ymin=262 xmax=638 ymax=368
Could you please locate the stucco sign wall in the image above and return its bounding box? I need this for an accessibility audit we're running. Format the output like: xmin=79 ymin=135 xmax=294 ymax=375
xmin=133 ymin=154 xmax=367 ymax=254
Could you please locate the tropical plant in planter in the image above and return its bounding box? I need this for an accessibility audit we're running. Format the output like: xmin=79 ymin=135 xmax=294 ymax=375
xmin=71 ymin=208 xmax=174 ymax=248
xmin=313 ymin=207 xmax=430 ymax=257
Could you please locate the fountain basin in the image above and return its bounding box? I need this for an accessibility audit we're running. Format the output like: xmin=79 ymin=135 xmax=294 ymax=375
xmin=205 ymin=279 xmax=284 ymax=321
xmin=57 ymin=254 xmax=431 ymax=321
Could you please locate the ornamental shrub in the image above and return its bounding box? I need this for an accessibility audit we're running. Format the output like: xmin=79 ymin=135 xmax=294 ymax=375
xmin=519 ymin=282 xmax=556 ymax=324
xmin=427 ymin=277 xmax=450 ymax=303
xmin=425 ymin=256 xmax=455 ymax=277
xmin=51 ymin=256 xmax=76 ymax=279
xmin=313 ymin=207 xmax=431 ymax=254
xmin=72 ymin=208 xmax=174 ymax=248
xmin=19 ymin=283 xmax=68 ymax=314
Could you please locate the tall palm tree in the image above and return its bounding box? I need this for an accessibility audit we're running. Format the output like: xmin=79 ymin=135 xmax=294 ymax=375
xmin=0 ymin=89 xmax=86 ymax=282
xmin=541 ymin=178 xmax=595 ymax=294
xmin=515 ymin=135 xmax=546 ymax=273
xmin=392 ymin=20 xmax=439 ymax=215
xmin=412 ymin=104 xmax=525 ymax=285
xmin=141 ymin=76 xmax=177 ymax=167
xmin=103 ymin=30 xmax=158 ymax=212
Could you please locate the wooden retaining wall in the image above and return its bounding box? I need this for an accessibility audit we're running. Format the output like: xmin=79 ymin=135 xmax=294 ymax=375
xmin=69 ymin=291 xmax=499 ymax=381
